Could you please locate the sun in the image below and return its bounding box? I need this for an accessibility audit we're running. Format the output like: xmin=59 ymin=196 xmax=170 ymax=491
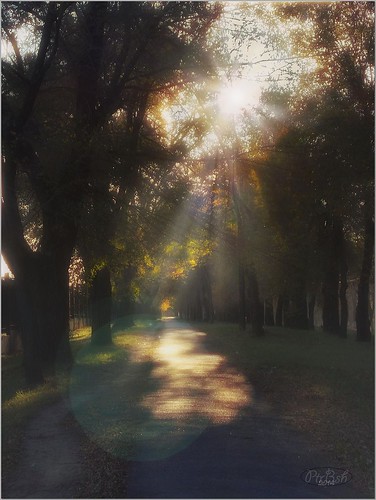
xmin=216 ymin=78 xmax=261 ymax=117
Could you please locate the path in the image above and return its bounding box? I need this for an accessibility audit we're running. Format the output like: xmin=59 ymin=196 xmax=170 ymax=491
xmin=125 ymin=319 xmax=365 ymax=498
xmin=2 ymin=399 xmax=82 ymax=499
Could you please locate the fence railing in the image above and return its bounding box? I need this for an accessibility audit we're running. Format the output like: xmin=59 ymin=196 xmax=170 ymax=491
xmin=69 ymin=285 xmax=91 ymax=331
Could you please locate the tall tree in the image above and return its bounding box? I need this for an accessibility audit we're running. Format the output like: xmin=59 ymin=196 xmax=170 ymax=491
xmin=250 ymin=2 xmax=374 ymax=336
xmin=1 ymin=1 xmax=221 ymax=383
xmin=276 ymin=2 xmax=375 ymax=339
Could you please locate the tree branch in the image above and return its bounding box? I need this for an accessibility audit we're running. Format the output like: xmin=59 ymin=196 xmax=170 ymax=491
xmin=15 ymin=3 xmax=71 ymax=132
xmin=2 ymin=26 xmax=25 ymax=73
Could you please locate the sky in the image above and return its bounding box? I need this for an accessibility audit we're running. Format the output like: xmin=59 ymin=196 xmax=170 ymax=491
xmin=1 ymin=256 xmax=11 ymax=277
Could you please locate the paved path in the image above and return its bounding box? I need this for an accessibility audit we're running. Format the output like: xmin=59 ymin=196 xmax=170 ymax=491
xmin=125 ymin=319 xmax=365 ymax=498
xmin=3 ymin=399 xmax=82 ymax=499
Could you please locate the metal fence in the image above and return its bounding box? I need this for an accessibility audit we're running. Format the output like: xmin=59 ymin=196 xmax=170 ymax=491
xmin=69 ymin=285 xmax=91 ymax=331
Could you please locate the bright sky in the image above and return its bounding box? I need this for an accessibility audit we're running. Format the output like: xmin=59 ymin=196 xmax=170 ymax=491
xmin=159 ymin=1 xmax=312 ymax=158
xmin=1 ymin=255 xmax=12 ymax=277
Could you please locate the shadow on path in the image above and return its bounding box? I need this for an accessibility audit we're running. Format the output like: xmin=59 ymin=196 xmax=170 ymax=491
xmin=69 ymin=318 xmax=252 ymax=463
xmin=125 ymin=319 xmax=366 ymax=499
xmin=2 ymin=319 xmax=367 ymax=498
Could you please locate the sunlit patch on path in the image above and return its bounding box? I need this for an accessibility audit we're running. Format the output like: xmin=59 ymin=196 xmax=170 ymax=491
xmin=142 ymin=321 xmax=251 ymax=425
xmin=69 ymin=319 xmax=252 ymax=461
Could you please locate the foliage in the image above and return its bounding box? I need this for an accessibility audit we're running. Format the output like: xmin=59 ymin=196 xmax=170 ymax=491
xmin=239 ymin=3 xmax=374 ymax=332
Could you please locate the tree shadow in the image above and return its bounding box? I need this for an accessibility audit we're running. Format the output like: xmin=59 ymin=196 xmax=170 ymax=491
xmin=69 ymin=320 xmax=253 ymax=462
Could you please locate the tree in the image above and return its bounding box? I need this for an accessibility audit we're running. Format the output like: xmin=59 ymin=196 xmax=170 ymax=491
xmin=256 ymin=88 xmax=372 ymax=334
xmin=276 ymin=2 xmax=375 ymax=339
xmin=90 ymin=266 xmax=112 ymax=346
xmin=1 ymin=1 xmax=221 ymax=383
xmin=2 ymin=2 xmax=81 ymax=384
xmin=247 ymin=3 xmax=374 ymax=336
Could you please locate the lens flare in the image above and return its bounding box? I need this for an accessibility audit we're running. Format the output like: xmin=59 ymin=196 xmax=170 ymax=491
xmin=69 ymin=319 xmax=252 ymax=461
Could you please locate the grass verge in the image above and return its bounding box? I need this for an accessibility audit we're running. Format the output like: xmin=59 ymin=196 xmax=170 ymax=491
xmin=199 ymin=323 xmax=374 ymax=497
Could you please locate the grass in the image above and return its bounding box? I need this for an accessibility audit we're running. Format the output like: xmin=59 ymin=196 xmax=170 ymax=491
xmin=198 ymin=323 xmax=374 ymax=497
xmin=69 ymin=321 xmax=166 ymax=462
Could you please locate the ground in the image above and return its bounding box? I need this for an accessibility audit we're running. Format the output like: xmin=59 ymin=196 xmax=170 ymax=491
xmin=2 ymin=319 xmax=372 ymax=498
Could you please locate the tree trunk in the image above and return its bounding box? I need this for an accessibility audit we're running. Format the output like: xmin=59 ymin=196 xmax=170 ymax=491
xmin=91 ymin=266 xmax=112 ymax=346
xmin=275 ymin=295 xmax=284 ymax=326
xmin=264 ymin=299 xmax=274 ymax=326
xmin=2 ymin=153 xmax=74 ymax=385
xmin=15 ymin=277 xmax=44 ymax=386
xmin=287 ymin=288 xmax=309 ymax=330
xmin=14 ymin=254 xmax=72 ymax=385
xmin=247 ymin=268 xmax=264 ymax=336
xmin=339 ymin=275 xmax=348 ymax=338
xmin=322 ymin=215 xmax=341 ymax=334
xmin=308 ymin=293 xmax=316 ymax=329
xmin=238 ymin=262 xmax=247 ymax=330
xmin=199 ymin=265 xmax=214 ymax=322
xmin=322 ymin=269 xmax=339 ymax=333
xmin=339 ymin=255 xmax=348 ymax=338
xmin=356 ymin=213 xmax=374 ymax=341
xmin=2 ymin=3 xmax=107 ymax=384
